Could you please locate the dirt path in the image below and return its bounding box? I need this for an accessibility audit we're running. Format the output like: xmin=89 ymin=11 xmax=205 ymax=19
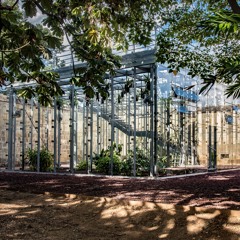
xmin=0 ymin=190 xmax=240 ymax=240
xmin=0 ymin=170 xmax=240 ymax=239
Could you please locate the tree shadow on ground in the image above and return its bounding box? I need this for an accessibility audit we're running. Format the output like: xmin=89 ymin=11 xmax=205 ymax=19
xmin=0 ymin=170 xmax=240 ymax=210
xmin=0 ymin=189 xmax=240 ymax=240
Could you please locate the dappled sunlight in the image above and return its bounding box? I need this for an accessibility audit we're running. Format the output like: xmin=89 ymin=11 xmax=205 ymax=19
xmin=165 ymin=208 xmax=176 ymax=216
xmin=158 ymin=218 xmax=176 ymax=239
xmin=195 ymin=209 xmax=221 ymax=220
xmin=0 ymin=208 xmax=19 ymax=215
xmin=224 ymin=215 xmax=240 ymax=234
xmin=121 ymin=189 xmax=189 ymax=203
xmin=100 ymin=206 xmax=129 ymax=219
xmin=224 ymin=224 xmax=240 ymax=235
xmin=0 ymin=201 xmax=39 ymax=216
xmin=57 ymin=200 xmax=82 ymax=207
xmin=227 ymin=188 xmax=239 ymax=192
xmin=224 ymin=210 xmax=240 ymax=235
xmin=186 ymin=215 xmax=207 ymax=233
xmin=0 ymin=189 xmax=240 ymax=239
xmin=143 ymin=225 xmax=159 ymax=231
xmin=1 ymin=171 xmax=240 ymax=210
xmin=159 ymin=233 xmax=169 ymax=238
xmin=15 ymin=209 xmax=41 ymax=218
xmin=0 ymin=203 xmax=29 ymax=209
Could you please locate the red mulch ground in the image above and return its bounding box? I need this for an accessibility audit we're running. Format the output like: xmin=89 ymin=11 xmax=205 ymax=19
xmin=0 ymin=170 xmax=240 ymax=210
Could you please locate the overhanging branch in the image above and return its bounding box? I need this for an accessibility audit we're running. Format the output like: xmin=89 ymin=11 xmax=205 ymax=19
xmin=1 ymin=42 xmax=30 ymax=52
xmin=0 ymin=0 xmax=19 ymax=11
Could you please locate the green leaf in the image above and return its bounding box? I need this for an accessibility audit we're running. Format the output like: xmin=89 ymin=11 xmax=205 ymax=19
xmin=226 ymin=81 xmax=240 ymax=99
xmin=199 ymin=76 xmax=216 ymax=95
xmin=84 ymin=86 xmax=95 ymax=98
xmin=17 ymin=87 xmax=36 ymax=99
xmin=88 ymin=29 xmax=99 ymax=45
xmin=72 ymin=7 xmax=82 ymax=16
xmin=40 ymin=0 xmax=53 ymax=11
xmin=22 ymin=0 xmax=37 ymax=18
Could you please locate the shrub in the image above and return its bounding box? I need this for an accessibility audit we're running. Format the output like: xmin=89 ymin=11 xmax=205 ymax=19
xmin=156 ymin=155 xmax=168 ymax=175
xmin=122 ymin=147 xmax=150 ymax=176
xmin=93 ymin=143 xmax=123 ymax=175
xmin=76 ymin=160 xmax=87 ymax=171
xmin=157 ymin=156 xmax=168 ymax=169
xmin=93 ymin=144 xmax=150 ymax=176
xmin=94 ymin=154 xmax=122 ymax=175
xmin=27 ymin=148 xmax=53 ymax=172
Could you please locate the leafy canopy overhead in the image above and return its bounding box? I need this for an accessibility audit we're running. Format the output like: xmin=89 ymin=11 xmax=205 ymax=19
xmin=0 ymin=0 xmax=64 ymax=105
xmin=3 ymin=0 xmax=239 ymax=104
xmin=0 ymin=0 xmax=172 ymax=105
xmin=156 ymin=0 xmax=240 ymax=98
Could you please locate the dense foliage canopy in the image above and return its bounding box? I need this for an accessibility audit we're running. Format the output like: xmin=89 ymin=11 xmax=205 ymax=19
xmin=0 ymin=0 xmax=64 ymax=105
xmin=0 ymin=0 xmax=171 ymax=105
xmin=156 ymin=0 xmax=240 ymax=97
xmin=1 ymin=0 xmax=240 ymax=104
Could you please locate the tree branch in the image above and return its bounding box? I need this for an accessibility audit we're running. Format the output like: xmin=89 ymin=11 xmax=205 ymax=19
xmin=0 ymin=0 xmax=19 ymax=11
xmin=227 ymin=0 xmax=240 ymax=14
xmin=12 ymin=0 xmax=19 ymax=9
xmin=1 ymin=42 xmax=30 ymax=52
xmin=33 ymin=1 xmax=59 ymax=20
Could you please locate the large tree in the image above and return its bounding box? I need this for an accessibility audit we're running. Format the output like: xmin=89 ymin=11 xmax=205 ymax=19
xmin=0 ymin=0 xmax=173 ymax=105
xmin=4 ymin=0 xmax=238 ymax=104
xmin=0 ymin=0 xmax=64 ymax=105
xmin=156 ymin=0 xmax=240 ymax=98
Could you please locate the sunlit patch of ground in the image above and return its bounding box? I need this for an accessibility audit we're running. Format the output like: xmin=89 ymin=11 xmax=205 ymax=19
xmin=0 ymin=190 xmax=240 ymax=240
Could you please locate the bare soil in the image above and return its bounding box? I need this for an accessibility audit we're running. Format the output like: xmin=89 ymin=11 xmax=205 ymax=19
xmin=0 ymin=170 xmax=240 ymax=239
